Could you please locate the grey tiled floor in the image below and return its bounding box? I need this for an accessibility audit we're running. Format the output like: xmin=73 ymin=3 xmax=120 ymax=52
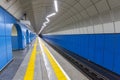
xmin=0 ymin=39 xmax=89 ymax=80
xmin=13 ymin=40 xmax=49 ymax=80
xmin=0 ymin=43 xmax=33 ymax=80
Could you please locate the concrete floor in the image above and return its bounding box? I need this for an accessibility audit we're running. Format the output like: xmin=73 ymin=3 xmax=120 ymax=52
xmin=34 ymin=44 xmax=49 ymax=80
xmin=13 ymin=40 xmax=50 ymax=80
xmin=0 ymin=44 xmax=33 ymax=80
xmin=0 ymin=39 xmax=89 ymax=80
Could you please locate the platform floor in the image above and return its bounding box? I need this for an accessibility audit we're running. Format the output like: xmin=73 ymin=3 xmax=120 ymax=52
xmin=0 ymin=38 xmax=89 ymax=80
xmin=0 ymin=42 xmax=34 ymax=80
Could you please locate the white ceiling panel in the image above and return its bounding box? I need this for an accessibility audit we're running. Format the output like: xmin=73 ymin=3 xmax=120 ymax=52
xmin=95 ymin=0 xmax=110 ymax=13
xmin=108 ymin=0 xmax=120 ymax=9
xmin=86 ymin=5 xmax=98 ymax=16
xmin=79 ymin=0 xmax=92 ymax=8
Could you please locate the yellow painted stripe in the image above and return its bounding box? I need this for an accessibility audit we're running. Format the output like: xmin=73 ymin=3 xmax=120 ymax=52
xmin=41 ymin=41 xmax=68 ymax=80
xmin=24 ymin=39 xmax=37 ymax=80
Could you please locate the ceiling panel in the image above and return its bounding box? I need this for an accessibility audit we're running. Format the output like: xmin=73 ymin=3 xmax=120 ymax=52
xmin=95 ymin=0 xmax=110 ymax=13
xmin=79 ymin=0 xmax=92 ymax=8
xmin=108 ymin=0 xmax=120 ymax=9
xmin=86 ymin=5 xmax=98 ymax=16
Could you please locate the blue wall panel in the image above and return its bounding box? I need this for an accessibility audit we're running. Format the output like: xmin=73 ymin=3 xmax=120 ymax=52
xmin=0 ymin=6 xmax=36 ymax=71
xmin=74 ymin=35 xmax=81 ymax=55
xmin=103 ymin=34 xmax=115 ymax=71
xmin=94 ymin=35 xmax=104 ymax=66
xmin=0 ymin=8 xmax=5 ymax=36
xmin=26 ymin=30 xmax=30 ymax=44
xmin=81 ymin=35 xmax=89 ymax=59
xmin=88 ymin=35 xmax=96 ymax=62
xmin=6 ymin=37 xmax=13 ymax=61
xmin=42 ymin=34 xmax=120 ymax=75
xmin=79 ymin=35 xmax=84 ymax=57
xmin=12 ymin=36 xmax=18 ymax=50
xmin=14 ymin=23 xmax=26 ymax=49
xmin=113 ymin=34 xmax=120 ymax=74
xmin=0 ymin=37 xmax=7 ymax=70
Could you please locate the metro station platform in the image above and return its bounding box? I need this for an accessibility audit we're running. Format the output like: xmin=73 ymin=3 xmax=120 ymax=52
xmin=0 ymin=38 xmax=89 ymax=80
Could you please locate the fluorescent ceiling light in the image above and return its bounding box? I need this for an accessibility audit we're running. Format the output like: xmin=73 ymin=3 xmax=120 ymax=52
xmin=47 ymin=13 xmax=56 ymax=18
xmin=46 ymin=18 xmax=50 ymax=23
xmin=38 ymin=0 xmax=59 ymax=34
xmin=38 ymin=26 xmax=44 ymax=34
xmin=43 ymin=21 xmax=49 ymax=26
xmin=54 ymin=0 xmax=58 ymax=12
xmin=43 ymin=22 xmax=47 ymax=26
xmin=42 ymin=25 xmax=46 ymax=28
xmin=38 ymin=28 xmax=44 ymax=34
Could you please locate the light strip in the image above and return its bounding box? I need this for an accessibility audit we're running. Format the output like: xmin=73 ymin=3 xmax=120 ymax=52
xmin=46 ymin=18 xmax=50 ymax=22
xmin=43 ymin=20 xmax=50 ymax=26
xmin=38 ymin=0 xmax=59 ymax=34
xmin=54 ymin=0 xmax=58 ymax=12
xmin=47 ymin=13 xmax=56 ymax=18
xmin=43 ymin=23 xmax=46 ymax=26
xmin=38 ymin=26 xmax=44 ymax=34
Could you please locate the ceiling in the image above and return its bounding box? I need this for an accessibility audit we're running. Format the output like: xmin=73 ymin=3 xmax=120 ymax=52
xmin=41 ymin=0 xmax=120 ymax=34
xmin=1 ymin=0 xmax=120 ymax=34
xmin=20 ymin=0 xmax=55 ymax=33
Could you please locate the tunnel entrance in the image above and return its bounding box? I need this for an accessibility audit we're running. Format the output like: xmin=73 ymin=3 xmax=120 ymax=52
xmin=11 ymin=24 xmax=22 ymax=50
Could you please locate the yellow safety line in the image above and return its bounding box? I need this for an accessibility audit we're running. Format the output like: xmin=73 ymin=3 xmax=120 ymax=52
xmin=41 ymin=40 xmax=68 ymax=80
xmin=24 ymin=39 xmax=37 ymax=80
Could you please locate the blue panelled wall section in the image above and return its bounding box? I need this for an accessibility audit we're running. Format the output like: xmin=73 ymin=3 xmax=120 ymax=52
xmin=0 ymin=7 xmax=36 ymax=71
xmin=26 ymin=30 xmax=30 ymax=44
xmin=30 ymin=32 xmax=36 ymax=42
xmin=42 ymin=34 xmax=120 ymax=75
xmin=12 ymin=23 xmax=24 ymax=50
xmin=11 ymin=23 xmax=36 ymax=50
